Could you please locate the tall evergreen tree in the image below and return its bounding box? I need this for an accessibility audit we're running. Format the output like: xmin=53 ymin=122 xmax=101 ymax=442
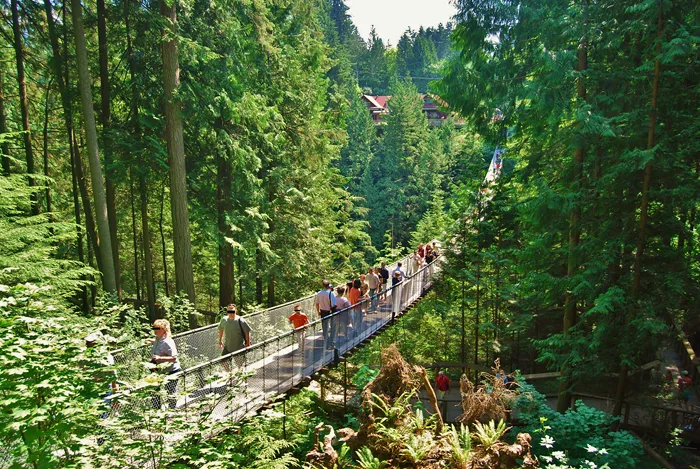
xmin=161 ymin=0 xmax=195 ymax=303
xmin=71 ymin=0 xmax=117 ymax=293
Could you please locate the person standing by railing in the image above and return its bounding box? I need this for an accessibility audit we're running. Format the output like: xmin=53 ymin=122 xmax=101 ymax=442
xmin=149 ymin=319 xmax=181 ymax=408
xmin=218 ymin=304 xmax=252 ymax=368
xmin=348 ymin=278 xmax=364 ymax=334
xmin=314 ymin=280 xmax=336 ymax=350
xmin=392 ymin=262 xmax=408 ymax=280
xmin=335 ymin=286 xmax=351 ymax=337
xmin=366 ymin=267 xmax=380 ymax=313
xmin=378 ymin=262 xmax=390 ymax=300
xmin=288 ymin=304 xmax=309 ymax=351
xmin=391 ymin=270 xmax=404 ymax=314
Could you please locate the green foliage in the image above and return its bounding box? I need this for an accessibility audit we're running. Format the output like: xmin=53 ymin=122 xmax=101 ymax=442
xmin=354 ymin=446 xmax=386 ymax=469
xmin=448 ymin=424 xmax=472 ymax=469
xmin=0 ymin=284 xmax=103 ymax=468
xmin=515 ymin=381 xmax=646 ymax=468
xmin=158 ymin=294 xmax=197 ymax=334
xmin=399 ymin=433 xmax=432 ymax=465
xmin=351 ymin=364 xmax=379 ymax=388
xmin=370 ymin=390 xmax=415 ymax=427
xmin=0 ymin=174 xmax=94 ymax=301
xmin=472 ymin=420 xmax=509 ymax=450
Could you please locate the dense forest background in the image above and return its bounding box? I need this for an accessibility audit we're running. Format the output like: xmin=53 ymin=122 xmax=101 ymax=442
xmin=0 ymin=0 xmax=698 ymax=466
xmin=0 ymin=0 xmax=469 ymax=316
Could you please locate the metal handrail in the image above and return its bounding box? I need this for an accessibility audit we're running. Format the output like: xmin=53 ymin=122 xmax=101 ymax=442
xmin=111 ymin=246 xmax=432 ymax=382
xmin=106 ymin=257 xmax=441 ymax=426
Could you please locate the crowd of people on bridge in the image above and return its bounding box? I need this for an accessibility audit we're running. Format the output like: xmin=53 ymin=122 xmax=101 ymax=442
xmin=294 ymin=242 xmax=440 ymax=351
xmin=105 ymin=242 xmax=441 ymax=411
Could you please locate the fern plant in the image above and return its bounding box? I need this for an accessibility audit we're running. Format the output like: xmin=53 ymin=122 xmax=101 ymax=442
xmin=400 ymin=434 xmax=433 ymax=466
xmin=334 ymin=443 xmax=352 ymax=469
xmin=410 ymin=408 xmax=427 ymax=435
xmin=473 ymin=420 xmax=510 ymax=450
xmin=241 ymin=430 xmax=297 ymax=469
xmin=355 ymin=446 xmax=386 ymax=469
xmin=370 ymin=390 xmax=414 ymax=426
xmin=448 ymin=424 xmax=472 ymax=469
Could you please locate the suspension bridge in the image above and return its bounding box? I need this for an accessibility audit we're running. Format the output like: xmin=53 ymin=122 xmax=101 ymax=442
xmin=107 ymin=147 xmax=507 ymax=423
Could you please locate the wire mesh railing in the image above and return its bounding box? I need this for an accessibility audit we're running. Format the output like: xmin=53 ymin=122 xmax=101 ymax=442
xmin=111 ymin=250 xmax=423 ymax=383
xmin=108 ymin=257 xmax=441 ymax=424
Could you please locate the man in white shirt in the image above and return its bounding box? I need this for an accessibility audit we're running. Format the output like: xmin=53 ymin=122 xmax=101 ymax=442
xmin=366 ymin=268 xmax=381 ymax=312
xmin=314 ymin=280 xmax=337 ymax=350
xmin=392 ymin=262 xmax=408 ymax=280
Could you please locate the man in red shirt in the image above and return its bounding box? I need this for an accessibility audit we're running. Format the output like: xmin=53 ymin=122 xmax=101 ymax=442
xmin=289 ymin=304 xmax=309 ymax=350
xmin=435 ymin=371 xmax=450 ymax=400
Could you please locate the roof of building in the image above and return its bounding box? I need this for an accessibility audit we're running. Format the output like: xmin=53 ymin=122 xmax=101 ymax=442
xmin=362 ymin=95 xmax=384 ymax=109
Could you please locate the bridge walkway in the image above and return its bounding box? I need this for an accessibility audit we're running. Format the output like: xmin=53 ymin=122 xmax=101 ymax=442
xmin=110 ymin=261 xmax=440 ymax=423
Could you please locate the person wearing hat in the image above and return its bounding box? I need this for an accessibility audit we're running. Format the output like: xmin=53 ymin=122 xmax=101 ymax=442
xmin=288 ymin=304 xmax=309 ymax=351
xmin=314 ymin=280 xmax=337 ymax=350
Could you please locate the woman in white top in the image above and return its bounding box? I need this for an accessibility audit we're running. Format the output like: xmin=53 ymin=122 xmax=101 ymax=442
xmin=150 ymin=319 xmax=181 ymax=408
xmin=151 ymin=319 xmax=181 ymax=373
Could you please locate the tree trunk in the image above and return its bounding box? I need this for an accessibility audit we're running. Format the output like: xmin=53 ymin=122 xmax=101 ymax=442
xmin=73 ymin=131 xmax=102 ymax=275
xmin=159 ymin=181 xmax=170 ymax=296
xmin=125 ymin=0 xmax=155 ymax=317
xmin=11 ymin=0 xmax=38 ymax=214
xmin=557 ymin=17 xmax=587 ymax=415
xmin=44 ymin=0 xmax=89 ymax=309
xmin=43 ymin=80 xmax=53 ymax=216
xmin=267 ymin=274 xmax=275 ymax=307
xmin=42 ymin=82 xmax=53 ymax=214
xmin=237 ymin=248 xmax=243 ymax=308
xmin=97 ymin=0 xmax=121 ymax=297
xmin=256 ymin=248 xmax=263 ymax=304
xmin=71 ymin=0 xmax=117 ymax=293
xmin=141 ymin=175 xmax=156 ymax=319
xmin=161 ymin=0 xmax=195 ymax=302
xmin=0 ymin=69 xmax=11 ymax=174
xmin=70 ymin=130 xmax=89 ymax=312
xmin=130 ymin=173 xmax=141 ymax=301
xmin=613 ymin=8 xmax=665 ymax=417
xmin=217 ymin=155 xmax=235 ymax=308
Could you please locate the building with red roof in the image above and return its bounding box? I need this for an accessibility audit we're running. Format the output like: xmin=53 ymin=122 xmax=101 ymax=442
xmin=361 ymin=94 xmax=458 ymax=127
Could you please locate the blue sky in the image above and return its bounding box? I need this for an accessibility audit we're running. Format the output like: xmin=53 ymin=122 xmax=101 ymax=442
xmin=344 ymin=0 xmax=457 ymax=47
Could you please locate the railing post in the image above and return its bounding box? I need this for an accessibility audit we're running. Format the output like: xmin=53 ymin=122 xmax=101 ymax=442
xmin=262 ymin=341 xmax=266 ymax=394
xmin=344 ymin=356 xmax=348 ymax=413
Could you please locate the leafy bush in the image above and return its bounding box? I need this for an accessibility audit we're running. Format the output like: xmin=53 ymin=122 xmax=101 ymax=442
xmin=0 ymin=173 xmax=95 ymax=301
xmin=0 ymin=284 xmax=104 ymax=467
xmin=514 ymin=380 xmax=646 ymax=468
xmin=158 ymin=294 xmax=197 ymax=334
xmin=351 ymin=364 xmax=379 ymax=388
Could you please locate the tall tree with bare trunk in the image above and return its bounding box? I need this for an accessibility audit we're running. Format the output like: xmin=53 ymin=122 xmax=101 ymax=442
xmin=11 ymin=0 xmax=38 ymax=214
xmin=70 ymin=0 xmax=117 ymax=293
xmin=97 ymin=0 xmax=122 ymax=296
xmin=161 ymin=0 xmax=195 ymax=303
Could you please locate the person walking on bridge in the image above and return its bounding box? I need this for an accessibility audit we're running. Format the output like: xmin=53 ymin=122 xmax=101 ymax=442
xmin=335 ymin=286 xmax=351 ymax=337
xmin=392 ymin=262 xmax=408 ymax=280
xmin=219 ymin=304 xmax=252 ymax=368
xmin=149 ymin=319 xmax=181 ymax=407
xmin=378 ymin=262 xmax=390 ymax=300
xmin=366 ymin=267 xmax=381 ymax=313
xmin=288 ymin=303 xmax=309 ymax=351
xmin=314 ymin=280 xmax=337 ymax=350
